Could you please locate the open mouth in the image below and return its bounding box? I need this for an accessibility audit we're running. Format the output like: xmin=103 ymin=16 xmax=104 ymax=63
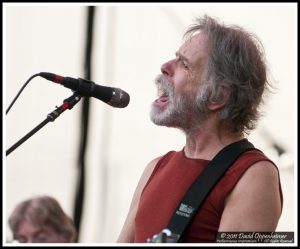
xmin=153 ymin=76 xmax=172 ymax=107
xmin=153 ymin=90 xmax=171 ymax=109
xmin=156 ymin=92 xmax=169 ymax=103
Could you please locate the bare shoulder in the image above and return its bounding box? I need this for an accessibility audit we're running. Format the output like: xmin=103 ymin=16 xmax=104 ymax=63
xmin=127 ymin=155 xmax=163 ymax=205
xmin=234 ymin=160 xmax=281 ymax=194
xmin=219 ymin=161 xmax=282 ymax=232
xmin=117 ymin=156 xmax=162 ymax=242
xmin=241 ymin=160 xmax=280 ymax=182
xmin=140 ymin=156 xmax=163 ymax=183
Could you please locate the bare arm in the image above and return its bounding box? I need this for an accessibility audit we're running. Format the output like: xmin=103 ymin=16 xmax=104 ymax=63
xmin=117 ymin=156 xmax=162 ymax=243
xmin=218 ymin=161 xmax=282 ymax=232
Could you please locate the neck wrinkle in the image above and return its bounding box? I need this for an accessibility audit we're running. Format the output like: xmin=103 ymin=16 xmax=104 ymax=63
xmin=183 ymin=124 xmax=244 ymax=160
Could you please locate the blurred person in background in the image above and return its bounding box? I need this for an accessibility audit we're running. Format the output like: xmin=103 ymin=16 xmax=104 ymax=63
xmin=9 ymin=195 xmax=76 ymax=243
xmin=117 ymin=15 xmax=282 ymax=243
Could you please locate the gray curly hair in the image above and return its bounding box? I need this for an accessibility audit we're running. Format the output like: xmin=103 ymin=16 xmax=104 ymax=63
xmin=185 ymin=15 xmax=270 ymax=134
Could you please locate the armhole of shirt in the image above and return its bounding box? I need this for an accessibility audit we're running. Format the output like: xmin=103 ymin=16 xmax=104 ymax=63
xmin=209 ymin=150 xmax=283 ymax=214
xmin=140 ymin=151 xmax=176 ymax=197
xmin=224 ymin=151 xmax=283 ymax=212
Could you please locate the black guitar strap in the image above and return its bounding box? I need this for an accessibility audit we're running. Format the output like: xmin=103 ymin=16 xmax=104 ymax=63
xmin=166 ymin=139 xmax=257 ymax=242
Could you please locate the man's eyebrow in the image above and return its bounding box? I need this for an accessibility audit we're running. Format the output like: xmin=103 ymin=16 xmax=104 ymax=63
xmin=175 ymin=51 xmax=190 ymax=63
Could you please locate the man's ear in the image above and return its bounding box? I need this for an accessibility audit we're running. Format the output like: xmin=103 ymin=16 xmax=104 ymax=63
xmin=207 ymin=86 xmax=230 ymax=111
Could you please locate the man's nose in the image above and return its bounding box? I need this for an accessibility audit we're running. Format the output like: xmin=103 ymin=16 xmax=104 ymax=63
xmin=161 ymin=59 xmax=175 ymax=77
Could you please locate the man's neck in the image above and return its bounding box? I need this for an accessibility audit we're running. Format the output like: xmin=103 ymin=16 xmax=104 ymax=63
xmin=183 ymin=123 xmax=244 ymax=160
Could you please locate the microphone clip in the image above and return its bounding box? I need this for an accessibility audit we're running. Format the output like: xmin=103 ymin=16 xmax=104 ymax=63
xmin=47 ymin=92 xmax=81 ymax=121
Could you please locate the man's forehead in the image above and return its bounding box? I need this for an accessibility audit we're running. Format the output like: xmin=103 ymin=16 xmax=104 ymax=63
xmin=179 ymin=33 xmax=209 ymax=61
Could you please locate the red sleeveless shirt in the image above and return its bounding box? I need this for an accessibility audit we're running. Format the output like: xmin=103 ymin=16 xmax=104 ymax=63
xmin=134 ymin=147 xmax=282 ymax=243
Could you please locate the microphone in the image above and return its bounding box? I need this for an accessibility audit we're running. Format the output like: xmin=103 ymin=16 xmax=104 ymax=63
xmin=39 ymin=72 xmax=130 ymax=108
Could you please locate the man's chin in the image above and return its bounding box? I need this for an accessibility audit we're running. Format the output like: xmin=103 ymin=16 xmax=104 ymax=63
xmin=150 ymin=110 xmax=169 ymax=126
xmin=150 ymin=110 xmax=177 ymax=128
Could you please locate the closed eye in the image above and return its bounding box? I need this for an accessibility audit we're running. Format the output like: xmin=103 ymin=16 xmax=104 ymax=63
xmin=180 ymin=58 xmax=189 ymax=69
xmin=175 ymin=52 xmax=189 ymax=69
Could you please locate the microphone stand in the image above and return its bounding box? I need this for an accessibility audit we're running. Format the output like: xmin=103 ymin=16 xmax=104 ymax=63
xmin=6 ymin=92 xmax=82 ymax=156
